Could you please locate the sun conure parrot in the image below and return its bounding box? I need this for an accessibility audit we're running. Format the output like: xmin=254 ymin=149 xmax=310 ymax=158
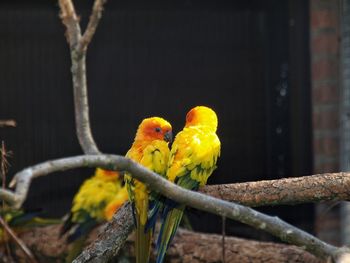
xmin=124 ymin=117 xmax=172 ymax=263
xmin=60 ymin=168 xmax=127 ymax=262
xmin=155 ymin=106 xmax=221 ymax=263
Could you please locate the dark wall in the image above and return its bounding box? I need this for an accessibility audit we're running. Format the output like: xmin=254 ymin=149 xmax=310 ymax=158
xmin=0 ymin=0 xmax=312 ymax=240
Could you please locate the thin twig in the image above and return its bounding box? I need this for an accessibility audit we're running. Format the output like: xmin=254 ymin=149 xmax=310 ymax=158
xmin=1 ymin=142 xmax=12 ymax=261
xmin=1 ymin=144 xmax=37 ymax=263
xmin=1 ymin=142 xmax=12 ymax=190
xmin=79 ymin=0 xmax=107 ymax=52
xmin=0 ymin=216 xmax=38 ymax=263
xmin=0 ymin=120 xmax=16 ymax=128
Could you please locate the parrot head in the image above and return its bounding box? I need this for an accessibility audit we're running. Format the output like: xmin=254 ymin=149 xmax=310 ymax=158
xmin=185 ymin=106 xmax=218 ymax=132
xmin=135 ymin=117 xmax=173 ymax=143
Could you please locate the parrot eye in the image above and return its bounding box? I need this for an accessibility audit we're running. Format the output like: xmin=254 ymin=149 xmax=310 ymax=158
xmin=155 ymin=127 xmax=161 ymax=133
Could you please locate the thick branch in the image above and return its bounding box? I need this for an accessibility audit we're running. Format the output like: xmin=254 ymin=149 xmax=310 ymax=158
xmin=58 ymin=0 xmax=106 ymax=155
xmin=73 ymin=202 xmax=134 ymax=262
xmin=0 ymin=155 xmax=347 ymax=261
xmin=13 ymin=224 xmax=324 ymax=263
xmin=201 ymin=172 xmax=350 ymax=206
xmin=165 ymin=229 xmax=323 ymax=263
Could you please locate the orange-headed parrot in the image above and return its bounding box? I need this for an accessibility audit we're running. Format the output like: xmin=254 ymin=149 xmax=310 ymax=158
xmin=155 ymin=106 xmax=220 ymax=263
xmin=125 ymin=117 xmax=172 ymax=263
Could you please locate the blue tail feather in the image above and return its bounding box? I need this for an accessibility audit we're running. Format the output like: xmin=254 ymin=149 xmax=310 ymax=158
xmin=145 ymin=200 xmax=160 ymax=233
xmin=156 ymin=205 xmax=184 ymax=263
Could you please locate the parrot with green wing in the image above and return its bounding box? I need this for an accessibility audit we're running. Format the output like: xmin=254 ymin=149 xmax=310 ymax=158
xmin=125 ymin=117 xmax=172 ymax=263
xmin=60 ymin=168 xmax=127 ymax=262
xmin=155 ymin=106 xmax=221 ymax=263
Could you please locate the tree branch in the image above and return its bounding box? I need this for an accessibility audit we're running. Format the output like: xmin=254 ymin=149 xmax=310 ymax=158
xmin=79 ymin=0 xmax=107 ymax=52
xmin=201 ymin=172 xmax=350 ymax=206
xmin=73 ymin=202 xmax=134 ymax=263
xmin=0 ymin=120 xmax=16 ymax=128
xmin=58 ymin=0 xmax=81 ymax=47
xmin=163 ymin=229 xmax=324 ymax=263
xmin=58 ymin=0 xmax=107 ymax=155
xmin=142 ymin=229 xmax=324 ymax=263
xmin=0 ymin=155 xmax=347 ymax=261
xmin=0 ymin=188 xmax=17 ymax=206
xmin=13 ymin=224 xmax=324 ymax=263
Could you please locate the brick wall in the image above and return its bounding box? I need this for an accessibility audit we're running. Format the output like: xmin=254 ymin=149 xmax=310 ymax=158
xmin=310 ymin=0 xmax=341 ymax=245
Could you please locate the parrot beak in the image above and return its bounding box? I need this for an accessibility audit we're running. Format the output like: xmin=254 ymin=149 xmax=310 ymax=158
xmin=164 ymin=130 xmax=173 ymax=143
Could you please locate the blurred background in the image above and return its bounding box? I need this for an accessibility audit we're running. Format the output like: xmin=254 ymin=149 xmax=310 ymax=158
xmin=0 ymin=0 xmax=348 ymax=246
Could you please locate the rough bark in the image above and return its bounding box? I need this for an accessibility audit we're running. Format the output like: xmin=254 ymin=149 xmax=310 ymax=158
xmin=73 ymin=202 xmax=134 ymax=263
xmin=201 ymin=172 xmax=350 ymax=206
xmin=4 ymin=224 xmax=324 ymax=263
xmin=153 ymin=230 xmax=324 ymax=263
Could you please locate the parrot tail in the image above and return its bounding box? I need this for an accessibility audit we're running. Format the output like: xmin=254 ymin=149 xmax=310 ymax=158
xmin=135 ymin=215 xmax=152 ymax=263
xmin=145 ymin=198 xmax=162 ymax=233
xmin=156 ymin=205 xmax=184 ymax=263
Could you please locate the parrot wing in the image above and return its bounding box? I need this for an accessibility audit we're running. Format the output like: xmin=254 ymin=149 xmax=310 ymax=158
xmin=61 ymin=173 xmax=122 ymax=241
xmin=126 ymin=141 xmax=169 ymax=263
xmin=156 ymin=127 xmax=220 ymax=263
xmin=167 ymin=126 xmax=220 ymax=186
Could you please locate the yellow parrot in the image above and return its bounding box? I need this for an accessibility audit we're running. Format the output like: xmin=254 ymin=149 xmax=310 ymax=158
xmin=125 ymin=117 xmax=172 ymax=263
xmin=155 ymin=106 xmax=221 ymax=263
xmin=60 ymin=168 xmax=127 ymax=262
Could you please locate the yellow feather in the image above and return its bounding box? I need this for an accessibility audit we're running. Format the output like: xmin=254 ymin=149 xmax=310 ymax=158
xmin=157 ymin=106 xmax=221 ymax=263
xmin=124 ymin=117 xmax=172 ymax=263
xmin=166 ymin=108 xmax=220 ymax=185
xmin=104 ymin=186 xmax=129 ymax=220
xmin=71 ymin=169 xmax=123 ymax=223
